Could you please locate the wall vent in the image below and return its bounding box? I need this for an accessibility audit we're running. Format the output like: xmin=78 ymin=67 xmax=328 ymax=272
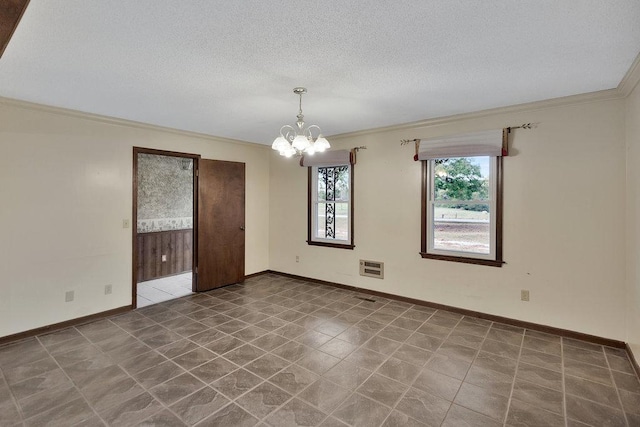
xmin=359 ymin=259 xmax=384 ymax=279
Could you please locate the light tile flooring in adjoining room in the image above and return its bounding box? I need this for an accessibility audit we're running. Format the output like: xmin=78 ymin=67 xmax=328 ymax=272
xmin=137 ymin=273 xmax=193 ymax=308
xmin=1 ymin=274 xmax=639 ymax=427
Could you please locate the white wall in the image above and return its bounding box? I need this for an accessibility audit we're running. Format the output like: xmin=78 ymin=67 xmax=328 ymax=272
xmin=626 ymin=82 xmax=640 ymax=360
xmin=0 ymin=99 xmax=270 ymax=337
xmin=270 ymin=97 xmax=628 ymax=340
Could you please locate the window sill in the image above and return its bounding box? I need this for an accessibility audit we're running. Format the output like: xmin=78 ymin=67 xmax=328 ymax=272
xmin=420 ymin=252 xmax=503 ymax=267
xmin=308 ymin=241 xmax=355 ymax=250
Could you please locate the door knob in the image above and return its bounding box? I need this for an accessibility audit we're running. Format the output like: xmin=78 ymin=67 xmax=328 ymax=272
xmin=240 ymin=226 xmax=245 ymax=230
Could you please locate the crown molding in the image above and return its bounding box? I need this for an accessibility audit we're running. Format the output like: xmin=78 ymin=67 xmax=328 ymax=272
xmin=329 ymin=88 xmax=623 ymax=140
xmin=618 ymin=51 xmax=640 ymax=97
xmin=0 ymin=96 xmax=268 ymax=150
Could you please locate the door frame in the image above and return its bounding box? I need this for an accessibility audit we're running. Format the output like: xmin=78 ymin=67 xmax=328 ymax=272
xmin=132 ymin=147 xmax=200 ymax=308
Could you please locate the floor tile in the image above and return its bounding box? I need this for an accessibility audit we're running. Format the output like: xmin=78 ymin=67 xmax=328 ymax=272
xmin=464 ymin=364 xmax=514 ymax=397
xmin=149 ymin=373 xmax=205 ymax=405
xmin=522 ymin=335 xmax=561 ymax=356
xmin=333 ymin=393 xmax=393 ymax=427
xmin=395 ymin=386 xmax=451 ymax=426
xmin=272 ymin=341 xmax=314 ymax=363
xmin=224 ymin=344 xmax=266 ymax=367
xmin=269 ymin=365 xmax=319 ymax=394
xmin=442 ymin=403 xmax=502 ymax=427
xmin=357 ymin=373 xmax=408 ymax=406
xmin=252 ymin=333 xmax=290 ymax=352
xmin=322 ymin=360 xmax=372 ymax=390
xmin=563 ymin=344 xmax=607 ymax=367
xmin=172 ymin=347 xmax=217 ymax=370
xmin=344 ymin=347 xmax=388 ymax=371
xmin=24 ymin=397 xmax=95 ymax=427
xmin=516 ymin=362 xmax=563 ymax=391
xmin=506 ymin=398 xmax=565 ymax=427
xmin=245 ymin=353 xmax=290 ymax=379
xmin=99 ymin=392 xmax=164 ymax=426
xmin=296 ymin=350 xmax=341 ymax=375
xmin=211 ymin=368 xmax=263 ymax=399
xmin=480 ymin=338 xmax=521 ymax=360
xmin=565 ymin=374 xmax=622 ymax=408
xmin=472 ymin=351 xmax=517 ymax=376
xmin=511 ymin=379 xmax=563 ymax=415
xmin=169 ymin=386 xmax=230 ymax=425
xmin=612 ymin=369 xmax=640 ymax=394
xmin=298 ymin=378 xmax=350 ymax=412
xmin=376 ymin=357 xmax=421 ymax=385
xmin=82 ymin=375 xmax=144 ymax=412
xmin=18 ymin=382 xmax=81 ymax=420
xmin=412 ymin=368 xmax=461 ymax=401
xmin=393 ymin=344 xmax=432 ymax=367
xmin=137 ymin=409 xmax=187 ymax=426
xmin=564 ymin=358 xmax=614 ymax=386
xmin=9 ymin=367 xmax=71 ymax=401
xmin=189 ymin=357 xmax=237 ymax=384
xmin=565 ymin=394 xmax=627 ymax=427
xmin=381 ymin=410 xmax=427 ymax=427
xmin=236 ymin=382 xmax=291 ymax=418
xmin=424 ymin=353 xmax=471 ymax=380
xmin=132 ymin=360 xmax=184 ymax=389
xmin=199 ymin=402 xmax=259 ymax=427
xmin=2 ymin=275 xmax=638 ymax=427
xmin=265 ymin=398 xmax=327 ymax=427
xmin=618 ymin=388 xmax=640 ymax=415
xmin=454 ymin=382 xmax=509 ymax=422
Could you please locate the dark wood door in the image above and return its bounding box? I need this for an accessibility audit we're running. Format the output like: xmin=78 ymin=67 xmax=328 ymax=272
xmin=196 ymin=159 xmax=245 ymax=291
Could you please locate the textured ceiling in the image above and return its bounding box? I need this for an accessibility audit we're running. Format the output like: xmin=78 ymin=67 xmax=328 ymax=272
xmin=1 ymin=1 xmax=639 ymax=144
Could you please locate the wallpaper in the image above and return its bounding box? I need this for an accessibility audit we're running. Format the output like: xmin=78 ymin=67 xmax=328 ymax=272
xmin=137 ymin=153 xmax=193 ymax=232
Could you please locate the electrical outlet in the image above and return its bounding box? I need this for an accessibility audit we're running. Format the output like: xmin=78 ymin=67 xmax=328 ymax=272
xmin=65 ymin=290 xmax=74 ymax=302
xmin=521 ymin=290 xmax=530 ymax=302
xmin=105 ymin=284 xmax=112 ymax=295
xmin=162 ymin=254 xmax=167 ymax=262
xmin=295 ymin=256 xmax=299 ymax=263
xmin=122 ymin=219 xmax=130 ymax=228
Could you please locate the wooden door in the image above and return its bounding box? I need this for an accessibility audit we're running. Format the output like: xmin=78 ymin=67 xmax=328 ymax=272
xmin=196 ymin=159 xmax=245 ymax=291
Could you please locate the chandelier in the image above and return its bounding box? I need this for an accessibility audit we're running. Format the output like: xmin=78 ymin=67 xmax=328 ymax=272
xmin=271 ymin=87 xmax=330 ymax=157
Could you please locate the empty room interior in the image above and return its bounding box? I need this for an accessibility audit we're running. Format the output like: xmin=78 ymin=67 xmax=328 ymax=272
xmin=1 ymin=1 xmax=640 ymax=426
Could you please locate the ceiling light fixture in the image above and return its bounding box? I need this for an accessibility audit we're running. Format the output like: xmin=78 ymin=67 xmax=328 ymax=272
xmin=271 ymin=87 xmax=330 ymax=157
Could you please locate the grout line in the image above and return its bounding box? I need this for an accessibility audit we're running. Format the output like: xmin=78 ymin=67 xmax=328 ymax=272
xmin=502 ymin=331 xmax=525 ymax=427
xmin=604 ymin=348 xmax=631 ymax=427
xmin=560 ymin=338 xmax=568 ymax=427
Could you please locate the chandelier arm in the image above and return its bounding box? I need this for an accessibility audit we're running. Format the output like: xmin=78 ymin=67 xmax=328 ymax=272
xmin=305 ymin=124 xmax=322 ymax=140
xmin=280 ymin=125 xmax=296 ymax=142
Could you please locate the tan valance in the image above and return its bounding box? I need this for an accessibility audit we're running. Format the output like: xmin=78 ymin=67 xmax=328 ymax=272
xmin=414 ymin=129 xmax=508 ymax=161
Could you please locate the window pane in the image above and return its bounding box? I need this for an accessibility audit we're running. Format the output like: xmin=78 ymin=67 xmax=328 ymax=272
xmin=433 ymin=204 xmax=490 ymax=254
xmin=333 ymin=203 xmax=349 ymax=240
xmin=434 ymin=157 xmax=489 ymax=201
xmin=316 ymin=202 xmax=349 ymax=240
xmin=317 ymin=166 xmax=349 ymax=202
xmin=316 ymin=202 xmax=326 ymax=238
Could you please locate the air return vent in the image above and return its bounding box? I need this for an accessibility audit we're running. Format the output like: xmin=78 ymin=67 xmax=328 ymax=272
xmin=359 ymin=259 xmax=384 ymax=279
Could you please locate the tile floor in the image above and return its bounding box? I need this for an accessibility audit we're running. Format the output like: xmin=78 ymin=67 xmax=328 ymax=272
xmin=1 ymin=273 xmax=639 ymax=426
xmin=137 ymin=273 xmax=193 ymax=308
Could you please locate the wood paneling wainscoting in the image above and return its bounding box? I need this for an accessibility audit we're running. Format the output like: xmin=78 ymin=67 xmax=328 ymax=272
xmin=136 ymin=229 xmax=192 ymax=282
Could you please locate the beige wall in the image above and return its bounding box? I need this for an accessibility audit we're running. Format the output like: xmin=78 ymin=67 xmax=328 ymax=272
xmin=626 ymin=82 xmax=640 ymax=360
xmin=270 ymin=97 xmax=628 ymax=340
xmin=0 ymin=100 xmax=270 ymax=337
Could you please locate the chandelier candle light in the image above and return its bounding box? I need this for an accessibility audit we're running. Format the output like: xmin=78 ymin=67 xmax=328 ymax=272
xmin=272 ymin=87 xmax=330 ymax=157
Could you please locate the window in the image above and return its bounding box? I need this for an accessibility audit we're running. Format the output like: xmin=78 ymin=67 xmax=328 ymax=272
xmin=417 ymin=129 xmax=506 ymax=266
xmin=308 ymin=163 xmax=354 ymax=249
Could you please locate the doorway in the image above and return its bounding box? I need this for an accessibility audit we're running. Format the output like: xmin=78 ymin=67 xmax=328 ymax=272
xmin=132 ymin=148 xmax=247 ymax=308
xmin=132 ymin=148 xmax=199 ymax=308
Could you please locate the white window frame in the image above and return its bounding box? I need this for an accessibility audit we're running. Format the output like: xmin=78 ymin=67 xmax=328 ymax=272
xmin=425 ymin=156 xmax=498 ymax=262
xmin=309 ymin=164 xmax=353 ymax=247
